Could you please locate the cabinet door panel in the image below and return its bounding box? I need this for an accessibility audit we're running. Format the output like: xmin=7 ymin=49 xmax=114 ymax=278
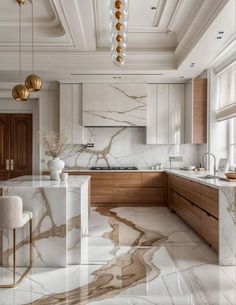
xmin=10 ymin=114 xmax=32 ymax=178
xmin=200 ymin=185 xmax=219 ymax=219
xmin=174 ymin=193 xmax=201 ymax=234
xmin=142 ymin=188 xmax=165 ymax=204
xmin=141 ymin=173 xmax=164 ymax=187
xmin=193 ymin=79 xmax=207 ymax=143
xmin=156 ymin=84 xmax=169 ymax=144
xmin=114 ymin=188 xmax=142 ymax=203
xmin=200 ymin=209 xmax=218 ymax=252
xmin=0 ymin=114 xmax=10 ymax=180
xmin=60 ymin=84 xmax=84 ymax=144
xmin=114 ymin=173 xmax=142 ymax=187
xmin=168 ymin=84 xmax=185 ymax=144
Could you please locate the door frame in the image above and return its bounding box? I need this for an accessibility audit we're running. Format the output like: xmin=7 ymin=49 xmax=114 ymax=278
xmin=0 ymin=99 xmax=39 ymax=175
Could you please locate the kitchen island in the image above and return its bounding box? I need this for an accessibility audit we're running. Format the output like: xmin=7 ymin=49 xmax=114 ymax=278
xmin=0 ymin=175 xmax=90 ymax=267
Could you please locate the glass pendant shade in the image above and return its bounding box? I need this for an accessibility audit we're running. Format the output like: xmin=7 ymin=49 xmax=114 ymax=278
xmin=109 ymin=0 xmax=128 ymax=66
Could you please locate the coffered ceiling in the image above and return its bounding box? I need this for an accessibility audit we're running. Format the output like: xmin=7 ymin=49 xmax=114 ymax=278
xmin=0 ymin=0 xmax=235 ymax=83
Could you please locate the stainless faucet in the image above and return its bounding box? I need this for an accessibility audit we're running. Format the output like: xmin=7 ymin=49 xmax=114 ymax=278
xmin=202 ymin=152 xmax=217 ymax=175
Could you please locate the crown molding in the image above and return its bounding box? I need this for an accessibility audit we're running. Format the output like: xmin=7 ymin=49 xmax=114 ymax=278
xmin=51 ymin=0 xmax=96 ymax=51
xmin=175 ymin=0 xmax=230 ymax=66
xmin=0 ymin=82 xmax=58 ymax=90
xmin=211 ymin=38 xmax=236 ymax=74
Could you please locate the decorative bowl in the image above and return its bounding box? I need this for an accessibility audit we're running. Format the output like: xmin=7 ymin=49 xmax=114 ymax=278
xmin=225 ymin=172 xmax=236 ymax=179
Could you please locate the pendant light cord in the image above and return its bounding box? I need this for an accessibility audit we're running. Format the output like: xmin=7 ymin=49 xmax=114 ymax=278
xmin=31 ymin=0 xmax=35 ymax=74
xmin=19 ymin=4 xmax=22 ymax=83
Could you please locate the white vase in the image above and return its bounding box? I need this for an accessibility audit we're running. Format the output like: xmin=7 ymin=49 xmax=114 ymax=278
xmin=47 ymin=157 xmax=65 ymax=180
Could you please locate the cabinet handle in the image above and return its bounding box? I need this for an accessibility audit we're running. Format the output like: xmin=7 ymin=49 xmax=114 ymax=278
xmin=10 ymin=159 xmax=14 ymax=171
xmin=6 ymin=159 xmax=9 ymax=171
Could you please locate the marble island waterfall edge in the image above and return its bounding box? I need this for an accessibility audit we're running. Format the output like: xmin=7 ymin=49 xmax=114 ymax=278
xmin=0 ymin=176 xmax=90 ymax=268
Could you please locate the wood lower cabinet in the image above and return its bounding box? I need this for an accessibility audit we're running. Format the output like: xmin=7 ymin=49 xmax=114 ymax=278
xmin=174 ymin=192 xmax=201 ymax=234
xmin=0 ymin=114 xmax=32 ymax=180
xmin=50 ymin=171 xmax=167 ymax=206
xmin=200 ymin=209 xmax=218 ymax=252
xmin=200 ymin=184 xmax=219 ymax=218
xmin=114 ymin=173 xmax=142 ymax=188
xmin=169 ymin=174 xmax=219 ymax=252
xmin=114 ymin=187 xmax=142 ymax=203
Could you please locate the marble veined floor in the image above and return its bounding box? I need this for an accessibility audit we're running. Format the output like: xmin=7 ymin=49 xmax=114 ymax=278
xmin=0 ymin=207 xmax=236 ymax=305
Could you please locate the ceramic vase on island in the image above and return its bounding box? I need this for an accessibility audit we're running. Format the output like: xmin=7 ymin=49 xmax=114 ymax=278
xmin=47 ymin=157 xmax=65 ymax=180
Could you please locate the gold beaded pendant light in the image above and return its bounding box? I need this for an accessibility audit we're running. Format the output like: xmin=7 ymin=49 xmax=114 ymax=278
xmin=109 ymin=0 xmax=128 ymax=66
xmin=12 ymin=0 xmax=30 ymax=101
xmin=25 ymin=0 xmax=42 ymax=92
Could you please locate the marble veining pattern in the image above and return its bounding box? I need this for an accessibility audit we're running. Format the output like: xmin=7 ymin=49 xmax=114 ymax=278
xmin=0 ymin=176 xmax=90 ymax=267
xmin=60 ymin=127 xmax=199 ymax=169
xmin=82 ymin=84 xmax=147 ymax=126
xmin=0 ymin=207 xmax=235 ymax=305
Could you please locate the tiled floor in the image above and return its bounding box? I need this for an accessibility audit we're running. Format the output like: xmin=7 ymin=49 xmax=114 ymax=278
xmin=0 ymin=207 xmax=236 ymax=305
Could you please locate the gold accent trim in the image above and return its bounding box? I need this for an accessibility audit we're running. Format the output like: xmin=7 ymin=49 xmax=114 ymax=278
xmin=0 ymin=219 xmax=32 ymax=288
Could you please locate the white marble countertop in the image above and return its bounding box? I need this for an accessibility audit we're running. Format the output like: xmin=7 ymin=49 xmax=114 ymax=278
xmin=166 ymin=169 xmax=236 ymax=189
xmin=0 ymin=175 xmax=90 ymax=188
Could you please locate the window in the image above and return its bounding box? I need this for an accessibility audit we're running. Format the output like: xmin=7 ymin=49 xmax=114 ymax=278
xmin=216 ymin=62 xmax=236 ymax=121
xmin=228 ymin=118 xmax=236 ymax=166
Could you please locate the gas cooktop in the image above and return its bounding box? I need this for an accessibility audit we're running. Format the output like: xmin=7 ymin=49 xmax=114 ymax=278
xmin=90 ymin=166 xmax=138 ymax=170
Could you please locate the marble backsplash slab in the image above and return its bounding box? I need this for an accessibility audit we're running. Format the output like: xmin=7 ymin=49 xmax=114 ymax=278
xmin=58 ymin=127 xmax=202 ymax=169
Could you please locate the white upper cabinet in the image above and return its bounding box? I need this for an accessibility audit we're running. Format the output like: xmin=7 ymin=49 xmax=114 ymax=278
xmin=60 ymin=83 xmax=85 ymax=144
xmin=82 ymin=84 xmax=147 ymax=126
xmin=146 ymin=84 xmax=185 ymax=144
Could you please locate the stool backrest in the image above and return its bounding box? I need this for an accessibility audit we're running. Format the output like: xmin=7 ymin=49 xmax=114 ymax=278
xmin=0 ymin=196 xmax=23 ymax=229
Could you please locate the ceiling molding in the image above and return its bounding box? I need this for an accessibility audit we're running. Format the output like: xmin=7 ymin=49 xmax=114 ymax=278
xmin=175 ymin=0 xmax=230 ymax=66
xmin=0 ymin=82 xmax=58 ymax=90
xmin=153 ymin=0 xmax=167 ymax=27
xmin=166 ymin=0 xmax=183 ymax=31
xmin=211 ymin=38 xmax=236 ymax=74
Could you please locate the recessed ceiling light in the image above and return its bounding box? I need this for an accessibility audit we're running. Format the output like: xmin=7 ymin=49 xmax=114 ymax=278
xmin=190 ymin=63 xmax=196 ymax=67
xmin=180 ymin=76 xmax=185 ymax=79
xmin=216 ymin=36 xmax=222 ymax=39
xmin=218 ymin=31 xmax=224 ymax=34
xmin=151 ymin=6 xmax=157 ymax=10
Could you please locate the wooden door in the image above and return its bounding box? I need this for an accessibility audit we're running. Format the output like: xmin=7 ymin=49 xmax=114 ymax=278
xmin=0 ymin=114 xmax=10 ymax=180
xmin=10 ymin=114 xmax=32 ymax=178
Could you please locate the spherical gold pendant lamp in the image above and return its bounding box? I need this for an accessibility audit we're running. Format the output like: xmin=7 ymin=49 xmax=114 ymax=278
xmin=25 ymin=0 xmax=42 ymax=92
xmin=12 ymin=0 xmax=30 ymax=101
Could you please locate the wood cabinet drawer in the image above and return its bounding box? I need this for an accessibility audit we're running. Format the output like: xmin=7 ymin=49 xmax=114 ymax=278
xmin=114 ymin=188 xmax=142 ymax=202
xmin=174 ymin=193 xmax=201 ymax=234
xmin=91 ymin=179 xmax=113 ymax=190
xmin=141 ymin=173 xmax=164 ymax=187
xmin=142 ymin=188 xmax=165 ymax=204
xmin=171 ymin=175 xmax=201 ymax=207
xmin=200 ymin=185 xmax=219 ymax=219
xmin=114 ymin=173 xmax=142 ymax=187
xmin=200 ymin=209 xmax=219 ymax=252
xmin=91 ymin=193 xmax=114 ymax=203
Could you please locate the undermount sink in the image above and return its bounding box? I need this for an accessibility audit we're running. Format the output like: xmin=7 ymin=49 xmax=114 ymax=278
xmin=198 ymin=174 xmax=219 ymax=179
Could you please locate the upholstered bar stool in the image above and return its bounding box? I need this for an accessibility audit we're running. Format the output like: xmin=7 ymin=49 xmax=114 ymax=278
xmin=0 ymin=196 xmax=33 ymax=288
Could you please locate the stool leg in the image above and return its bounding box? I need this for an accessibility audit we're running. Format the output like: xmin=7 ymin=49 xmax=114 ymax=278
xmin=29 ymin=219 xmax=32 ymax=267
xmin=13 ymin=229 xmax=16 ymax=286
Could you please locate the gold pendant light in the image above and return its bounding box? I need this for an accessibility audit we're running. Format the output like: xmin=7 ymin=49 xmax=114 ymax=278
xmin=12 ymin=0 xmax=30 ymax=101
xmin=25 ymin=0 xmax=42 ymax=92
